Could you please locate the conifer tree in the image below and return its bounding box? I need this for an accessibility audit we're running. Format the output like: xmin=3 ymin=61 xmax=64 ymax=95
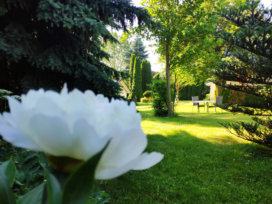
xmin=125 ymin=37 xmax=148 ymax=65
xmin=0 ymin=0 xmax=152 ymax=98
xmin=129 ymin=54 xmax=136 ymax=89
xmin=141 ymin=60 xmax=152 ymax=93
xmin=129 ymin=56 xmax=142 ymax=101
xmin=215 ymin=0 xmax=272 ymax=147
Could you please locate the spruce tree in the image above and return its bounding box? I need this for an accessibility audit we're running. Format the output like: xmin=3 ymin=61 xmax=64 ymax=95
xmin=0 ymin=0 xmax=152 ymax=98
xmin=129 ymin=56 xmax=142 ymax=101
xmin=141 ymin=60 xmax=152 ymax=93
xmin=125 ymin=37 xmax=148 ymax=65
xmin=132 ymin=38 xmax=149 ymax=61
xmin=129 ymin=54 xmax=136 ymax=90
xmin=215 ymin=0 xmax=272 ymax=147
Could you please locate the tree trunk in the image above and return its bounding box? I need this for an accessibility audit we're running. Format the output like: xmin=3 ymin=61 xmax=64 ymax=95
xmin=165 ymin=43 xmax=173 ymax=116
xmin=176 ymin=81 xmax=180 ymax=102
xmin=172 ymin=74 xmax=177 ymax=114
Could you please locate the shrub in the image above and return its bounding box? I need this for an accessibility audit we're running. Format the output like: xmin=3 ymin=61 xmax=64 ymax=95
xmin=240 ymin=94 xmax=266 ymax=109
xmin=151 ymin=80 xmax=168 ymax=116
xmin=141 ymin=60 xmax=152 ymax=93
xmin=140 ymin=97 xmax=149 ymax=103
xmin=129 ymin=56 xmax=142 ymax=101
xmin=220 ymin=88 xmax=232 ymax=103
xmin=143 ymin=90 xmax=153 ymax=98
xmin=204 ymin=93 xmax=210 ymax=100
xmin=179 ymin=82 xmax=209 ymax=100
xmin=152 ymin=97 xmax=168 ymax=116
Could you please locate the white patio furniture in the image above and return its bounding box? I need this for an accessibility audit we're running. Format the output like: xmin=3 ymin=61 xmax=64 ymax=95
xmin=192 ymin=96 xmax=206 ymax=112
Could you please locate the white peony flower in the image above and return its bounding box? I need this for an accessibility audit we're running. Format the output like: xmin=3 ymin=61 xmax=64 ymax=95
xmin=0 ymin=85 xmax=163 ymax=179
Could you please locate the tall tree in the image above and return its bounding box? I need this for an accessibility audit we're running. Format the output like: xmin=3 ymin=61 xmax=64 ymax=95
xmin=125 ymin=37 xmax=148 ymax=64
xmin=129 ymin=54 xmax=136 ymax=89
xmin=103 ymin=32 xmax=131 ymax=71
xmin=129 ymin=56 xmax=142 ymax=101
xmin=141 ymin=0 xmax=179 ymax=116
xmin=215 ymin=0 xmax=272 ymax=147
xmin=141 ymin=0 xmax=227 ymax=115
xmin=0 ymin=0 xmax=152 ymax=98
xmin=141 ymin=60 xmax=152 ymax=93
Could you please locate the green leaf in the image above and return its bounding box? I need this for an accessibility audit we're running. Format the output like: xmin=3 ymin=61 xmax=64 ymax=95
xmin=17 ymin=183 xmax=45 ymax=204
xmin=44 ymin=169 xmax=62 ymax=204
xmin=0 ymin=160 xmax=16 ymax=187
xmin=62 ymin=146 xmax=107 ymax=204
xmin=0 ymin=161 xmax=16 ymax=204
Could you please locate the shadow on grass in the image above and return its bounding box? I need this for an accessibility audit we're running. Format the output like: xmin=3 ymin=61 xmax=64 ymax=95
xmin=139 ymin=108 xmax=251 ymax=129
xmin=100 ymin=131 xmax=272 ymax=204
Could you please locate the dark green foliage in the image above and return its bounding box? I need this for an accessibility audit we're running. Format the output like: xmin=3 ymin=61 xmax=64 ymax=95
xmin=0 ymin=89 xmax=21 ymax=113
xmin=240 ymin=94 xmax=266 ymax=109
xmin=0 ymin=149 xmax=110 ymax=204
xmin=0 ymin=89 xmax=10 ymax=113
xmin=0 ymin=160 xmax=16 ymax=204
xmin=0 ymin=0 xmax=152 ymax=98
xmin=0 ymin=139 xmax=47 ymax=196
xmin=151 ymin=80 xmax=168 ymax=116
xmin=141 ymin=60 xmax=152 ymax=93
xmin=221 ymin=116 xmax=272 ymax=148
xmin=62 ymin=145 xmax=106 ymax=204
xmin=143 ymin=90 xmax=153 ymax=98
xmin=152 ymin=97 xmax=168 ymax=116
xmin=179 ymin=83 xmax=209 ymax=100
xmin=129 ymin=56 xmax=142 ymax=101
xmin=215 ymin=0 xmax=272 ymax=147
xmin=140 ymin=97 xmax=149 ymax=103
xmin=220 ymin=88 xmax=232 ymax=104
xmin=153 ymin=73 xmax=161 ymax=80
xmin=129 ymin=54 xmax=136 ymax=90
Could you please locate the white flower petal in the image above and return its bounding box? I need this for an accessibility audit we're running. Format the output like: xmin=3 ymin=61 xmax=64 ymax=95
xmin=61 ymin=84 xmax=68 ymax=95
xmin=0 ymin=123 xmax=41 ymax=151
xmin=21 ymin=89 xmax=45 ymax=109
xmin=7 ymin=97 xmax=22 ymax=118
xmin=95 ymin=152 xmax=164 ymax=179
xmin=28 ymin=114 xmax=75 ymax=157
xmin=98 ymin=126 xmax=147 ymax=168
xmin=72 ymin=119 xmax=109 ymax=160
xmin=2 ymin=113 xmax=16 ymax=127
xmin=131 ymin=152 xmax=164 ymax=170
xmin=95 ymin=159 xmax=136 ymax=179
xmin=0 ymin=85 xmax=163 ymax=178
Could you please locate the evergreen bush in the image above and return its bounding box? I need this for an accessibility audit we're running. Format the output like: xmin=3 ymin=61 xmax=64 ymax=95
xmin=129 ymin=54 xmax=136 ymax=90
xmin=129 ymin=57 xmax=142 ymax=101
xmin=151 ymin=80 xmax=168 ymax=116
xmin=179 ymin=83 xmax=209 ymax=100
xmin=141 ymin=60 xmax=152 ymax=93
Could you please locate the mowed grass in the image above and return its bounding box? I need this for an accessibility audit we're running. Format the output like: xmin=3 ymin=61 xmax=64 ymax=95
xmin=99 ymin=102 xmax=272 ymax=203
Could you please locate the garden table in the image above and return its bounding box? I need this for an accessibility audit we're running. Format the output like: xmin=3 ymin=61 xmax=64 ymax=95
xmin=192 ymin=100 xmax=214 ymax=112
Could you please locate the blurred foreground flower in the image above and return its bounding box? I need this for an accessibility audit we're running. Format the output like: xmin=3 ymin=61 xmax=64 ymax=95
xmin=0 ymin=85 xmax=163 ymax=179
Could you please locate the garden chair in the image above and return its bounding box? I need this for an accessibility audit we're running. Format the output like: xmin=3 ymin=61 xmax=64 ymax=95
xmin=209 ymin=96 xmax=223 ymax=112
xmin=192 ymin=96 xmax=205 ymax=112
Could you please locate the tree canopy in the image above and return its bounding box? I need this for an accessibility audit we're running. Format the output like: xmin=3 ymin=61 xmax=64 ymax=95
xmin=0 ymin=0 xmax=152 ymax=98
xmin=141 ymin=60 xmax=152 ymax=93
xmin=140 ymin=0 xmax=227 ymax=115
xmin=126 ymin=37 xmax=148 ymax=61
xmin=129 ymin=56 xmax=142 ymax=101
xmin=215 ymin=0 xmax=272 ymax=147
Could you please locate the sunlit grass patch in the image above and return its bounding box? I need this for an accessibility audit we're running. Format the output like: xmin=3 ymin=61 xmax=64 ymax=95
xmin=99 ymin=102 xmax=272 ymax=203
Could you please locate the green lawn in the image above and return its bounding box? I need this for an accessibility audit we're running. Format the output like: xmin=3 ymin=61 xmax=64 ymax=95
xmin=99 ymin=102 xmax=272 ymax=203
